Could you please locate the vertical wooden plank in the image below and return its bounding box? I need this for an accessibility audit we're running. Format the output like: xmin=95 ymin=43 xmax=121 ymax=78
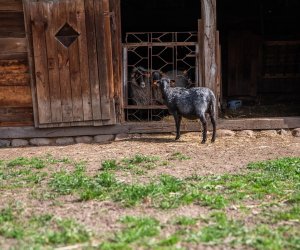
xmin=103 ymin=0 xmax=116 ymax=124
xmin=67 ymin=0 xmax=84 ymax=122
xmin=215 ymin=30 xmax=221 ymax=117
xmin=197 ymin=19 xmax=204 ymax=87
xmin=43 ymin=1 xmax=62 ymax=123
xmin=94 ymin=0 xmax=111 ymax=120
xmin=30 ymin=2 xmax=52 ymax=124
xmin=201 ymin=0 xmax=217 ymax=92
xmin=23 ymin=0 xmax=39 ymax=127
xmin=109 ymin=0 xmax=123 ymax=123
xmin=84 ymin=0 xmax=102 ymax=122
xmin=103 ymin=0 xmax=114 ymax=100
xmin=56 ymin=0 xmax=73 ymax=122
xmin=75 ymin=0 xmax=93 ymax=121
xmin=215 ymin=31 xmax=221 ymax=101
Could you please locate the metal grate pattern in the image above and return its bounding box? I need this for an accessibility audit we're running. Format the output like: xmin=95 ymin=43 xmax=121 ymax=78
xmin=123 ymin=32 xmax=199 ymax=121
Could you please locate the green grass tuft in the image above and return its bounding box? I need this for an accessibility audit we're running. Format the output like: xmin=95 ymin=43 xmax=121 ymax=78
xmin=0 ymin=206 xmax=91 ymax=248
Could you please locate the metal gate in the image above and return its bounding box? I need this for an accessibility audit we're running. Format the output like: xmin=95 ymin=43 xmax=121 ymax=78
xmin=123 ymin=32 xmax=199 ymax=121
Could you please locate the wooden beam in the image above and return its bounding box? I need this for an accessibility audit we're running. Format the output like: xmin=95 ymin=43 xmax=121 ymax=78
xmin=201 ymin=0 xmax=217 ymax=92
xmin=1 ymin=117 xmax=300 ymax=139
xmin=0 ymin=86 xmax=32 ymax=106
xmin=0 ymin=37 xmax=27 ymax=56
xmin=0 ymin=12 xmax=25 ymax=37
xmin=0 ymin=0 xmax=23 ymax=12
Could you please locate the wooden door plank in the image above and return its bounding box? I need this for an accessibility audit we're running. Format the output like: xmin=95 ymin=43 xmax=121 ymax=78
xmin=56 ymin=0 xmax=73 ymax=122
xmin=43 ymin=1 xmax=62 ymax=123
xmin=103 ymin=0 xmax=116 ymax=124
xmin=94 ymin=0 xmax=111 ymax=120
xmin=67 ymin=0 xmax=84 ymax=122
xmin=103 ymin=0 xmax=114 ymax=100
xmin=23 ymin=0 xmax=39 ymax=127
xmin=84 ymin=0 xmax=102 ymax=122
xmin=30 ymin=2 xmax=52 ymax=124
xmin=109 ymin=0 xmax=123 ymax=123
xmin=75 ymin=0 xmax=93 ymax=121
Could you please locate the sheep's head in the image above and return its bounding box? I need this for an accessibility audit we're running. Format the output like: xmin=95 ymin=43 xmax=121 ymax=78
xmin=152 ymin=71 xmax=175 ymax=88
xmin=154 ymin=77 xmax=172 ymax=89
xmin=129 ymin=67 xmax=150 ymax=88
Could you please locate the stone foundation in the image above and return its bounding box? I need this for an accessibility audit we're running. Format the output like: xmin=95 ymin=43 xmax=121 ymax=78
xmin=0 ymin=129 xmax=299 ymax=148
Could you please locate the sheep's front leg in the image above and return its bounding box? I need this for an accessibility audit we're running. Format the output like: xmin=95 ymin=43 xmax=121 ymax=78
xmin=199 ymin=114 xmax=207 ymax=144
xmin=174 ymin=113 xmax=182 ymax=140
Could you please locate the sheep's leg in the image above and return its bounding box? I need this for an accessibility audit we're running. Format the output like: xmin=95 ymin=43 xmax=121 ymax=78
xmin=174 ymin=114 xmax=182 ymax=140
xmin=199 ymin=113 xmax=207 ymax=144
xmin=210 ymin=115 xmax=216 ymax=143
xmin=209 ymin=111 xmax=216 ymax=143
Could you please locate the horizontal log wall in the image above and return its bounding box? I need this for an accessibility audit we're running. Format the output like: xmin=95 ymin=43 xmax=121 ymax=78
xmin=0 ymin=0 xmax=33 ymax=127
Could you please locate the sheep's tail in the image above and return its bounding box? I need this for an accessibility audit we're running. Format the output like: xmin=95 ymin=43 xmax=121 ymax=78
xmin=210 ymin=91 xmax=217 ymax=119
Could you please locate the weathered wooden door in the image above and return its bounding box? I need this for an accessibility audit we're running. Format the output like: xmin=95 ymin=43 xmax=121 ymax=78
xmin=23 ymin=0 xmax=121 ymax=128
xmin=227 ymin=31 xmax=262 ymax=97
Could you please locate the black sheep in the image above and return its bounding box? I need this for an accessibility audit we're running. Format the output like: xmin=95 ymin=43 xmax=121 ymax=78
xmin=154 ymin=77 xmax=217 ymax=143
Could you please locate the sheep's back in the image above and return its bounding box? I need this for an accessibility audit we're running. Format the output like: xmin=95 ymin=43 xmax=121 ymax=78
xmin=164 ymin=88 xmax=208 ymax=117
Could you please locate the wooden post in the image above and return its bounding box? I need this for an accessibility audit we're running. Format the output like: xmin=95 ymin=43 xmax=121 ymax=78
xmin=197 ymin=19 xmax=204 ymax=87
xmin=201 ymin=0 xmax=217 ymax=93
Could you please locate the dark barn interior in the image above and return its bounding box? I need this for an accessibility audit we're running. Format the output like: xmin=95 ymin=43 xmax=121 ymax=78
xmin=217 ymin=0 xmax=300 ymax=117
xmin=121 ymin=0 xmax=200 ymax=35
xmin=121 ymin=0 xmax=300 ymax=120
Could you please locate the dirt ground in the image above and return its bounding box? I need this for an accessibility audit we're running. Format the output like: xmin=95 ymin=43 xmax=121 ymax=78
xmin=0 ymin=131 xmax=299 ymax=177
xmin=0 ymin=131 xmax=300 ymax=248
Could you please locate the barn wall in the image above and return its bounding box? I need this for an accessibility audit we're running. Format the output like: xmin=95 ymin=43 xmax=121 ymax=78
xmin=0 ymin=0 xmax=34 ymax=127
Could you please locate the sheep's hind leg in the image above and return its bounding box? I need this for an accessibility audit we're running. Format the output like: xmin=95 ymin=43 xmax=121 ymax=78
xmin=174 ymin=114 xmax=182 ymax=140
xmin=199 ymin=113 xmax=207 ymax=144
xmin=209 ymin=111 xmax=216 ymax=143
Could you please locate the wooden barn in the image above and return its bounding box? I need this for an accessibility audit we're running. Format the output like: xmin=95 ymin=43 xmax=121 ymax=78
xmin=0 ymin=0 xmax=299 ymax=141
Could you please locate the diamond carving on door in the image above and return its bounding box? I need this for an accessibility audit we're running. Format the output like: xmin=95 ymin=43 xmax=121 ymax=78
xmin=55 ymin=23 xmax=80 ymax=48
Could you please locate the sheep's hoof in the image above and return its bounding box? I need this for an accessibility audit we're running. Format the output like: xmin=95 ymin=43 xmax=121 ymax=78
xmin=201 ymin=140 xmax=206 ymax=144
xmin=175 ymin=136 xmax=180 ymax=140
xmin=211 ymin=139 xmax=216 ymax=143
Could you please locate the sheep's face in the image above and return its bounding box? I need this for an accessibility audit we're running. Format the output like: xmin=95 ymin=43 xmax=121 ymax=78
xmin=152 ymin=72 xmax=176 ymax=88
xmin=155 ymin=78 xmax=172 ymax=89
xmin=130 ymin=67 xmax=150 ymax=88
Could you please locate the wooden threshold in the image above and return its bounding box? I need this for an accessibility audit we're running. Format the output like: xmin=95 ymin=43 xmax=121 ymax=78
xmin=0 ymin=117 xmax=299 ymax=139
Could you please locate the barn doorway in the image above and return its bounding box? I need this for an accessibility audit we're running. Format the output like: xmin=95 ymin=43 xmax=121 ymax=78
xmin=121 ymin=0 xmax=201 ymax=121
xmin=217 ymin=0 xmax=300 ymax=118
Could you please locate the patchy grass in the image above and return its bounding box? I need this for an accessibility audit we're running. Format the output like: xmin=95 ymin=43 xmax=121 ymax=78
xmin=169 ymin=152 xmax=191 ymax=161
xmin=101 ymin=154 xmax=160 ymax=175
xmin=187 ymin=157 xmax=300 ymax=205
xmin=0 ymin=205 xmax=91 ymax=249
xmin=0 ymin=155 xmax=75 ymax=190
xmin=46 ymin=157 xmax=300 ymax=211
xmin=1 ymin=155 xmax=299 ymax=250
xmin=99 ymin=216 xmax=161 ymax=249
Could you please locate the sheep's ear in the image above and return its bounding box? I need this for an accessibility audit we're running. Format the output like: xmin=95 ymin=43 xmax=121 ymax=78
xmin=144 ymin=72 xmax=151 ymax=77
xmin=152 ymin=80 xmax=159 ymax=87
xmin=170 ymin=80 xmax=176 ymax=87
